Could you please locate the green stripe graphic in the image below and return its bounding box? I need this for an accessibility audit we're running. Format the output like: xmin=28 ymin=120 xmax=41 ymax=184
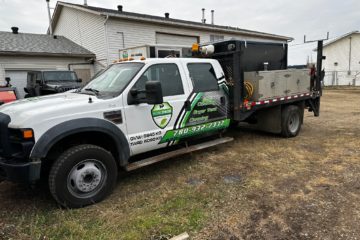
xmin=159 ymin=119 xmax=230 ymax=144
xmin=180 ymin=92 xmax=203 ymax=128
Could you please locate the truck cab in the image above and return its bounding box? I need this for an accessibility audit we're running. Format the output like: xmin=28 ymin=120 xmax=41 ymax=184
xmin=24 ymin=70 xmax=82 ymax=98
xmin=0 ymin=58 xmax=229 ymax=208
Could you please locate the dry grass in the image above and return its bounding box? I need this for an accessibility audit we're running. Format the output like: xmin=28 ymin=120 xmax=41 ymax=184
xmin=1 ymin=88 xmax=359 ymax=239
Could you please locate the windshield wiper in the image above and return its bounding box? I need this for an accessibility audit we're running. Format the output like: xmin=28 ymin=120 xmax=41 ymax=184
xmin=84 ymin=88 xmax=100 ymax=96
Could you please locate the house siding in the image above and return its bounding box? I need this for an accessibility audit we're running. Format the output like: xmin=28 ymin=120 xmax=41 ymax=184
xmin=53 ymin=7 xmax=107 ymax=72
xmin=105 ymin=18 xmax=285 ymax=62
xmin=53 ymin=5 xmax=288 ymax=69
xmin=323 ymin=34 xmax=360 ymax=86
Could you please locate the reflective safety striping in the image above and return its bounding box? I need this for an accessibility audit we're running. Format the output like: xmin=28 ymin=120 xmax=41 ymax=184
xmin=246 ymin=93 xmax=311 ymax=109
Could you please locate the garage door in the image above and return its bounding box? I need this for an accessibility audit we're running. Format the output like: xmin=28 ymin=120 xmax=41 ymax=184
xmin=156 ymin=33 xmax=198 ymax=46
xmin=5 ymin=71 xmax=28 ymax=98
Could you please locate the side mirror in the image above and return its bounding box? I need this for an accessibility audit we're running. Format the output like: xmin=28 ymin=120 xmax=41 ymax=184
xmin=130 ymin=88 xmax=138 ymax=97
xmin=77 ymin=78 xmax=82 ymax=83
xmin=145 ymin=81 xmax=163 ymax=105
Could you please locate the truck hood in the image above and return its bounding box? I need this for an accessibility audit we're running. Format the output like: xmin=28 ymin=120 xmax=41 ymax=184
xmin=0 ymin=93 xmax=103 ymax=128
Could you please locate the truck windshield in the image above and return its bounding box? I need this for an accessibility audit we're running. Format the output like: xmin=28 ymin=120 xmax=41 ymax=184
xmin=81 ymin=63 xmax=144 ymax=97
xmin=44 ymin=72 xmax=78 ymax=81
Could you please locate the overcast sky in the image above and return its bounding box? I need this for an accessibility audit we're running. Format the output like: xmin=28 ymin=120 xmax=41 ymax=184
xmin=0 ymin=0 xmax=359 ymax=64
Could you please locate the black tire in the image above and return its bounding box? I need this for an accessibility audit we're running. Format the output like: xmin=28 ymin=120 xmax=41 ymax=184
xmin=49 ymin=144 xmax=118 ymax=208
xmin=281 ymin=105 xmax=302 ymax=138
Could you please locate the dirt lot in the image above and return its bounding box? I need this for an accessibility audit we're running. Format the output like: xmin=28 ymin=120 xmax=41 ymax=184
xmin=0 ymin=88 xmax=359 ymax=240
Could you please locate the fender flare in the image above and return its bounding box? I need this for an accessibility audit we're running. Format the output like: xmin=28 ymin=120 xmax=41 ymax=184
xmin=30 ymin=118 xmax=130 ymax=166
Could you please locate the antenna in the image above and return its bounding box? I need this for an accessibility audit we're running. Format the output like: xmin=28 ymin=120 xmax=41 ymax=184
xmin=304 ymin=32 xmax=329 ymax=43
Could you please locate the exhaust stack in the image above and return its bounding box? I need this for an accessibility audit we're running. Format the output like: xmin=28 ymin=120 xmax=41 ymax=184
xmin=211 ymin=10 xmax=214 ymax=25
xmin=201 ymin=8 xmax=206 ymax=24
xmin=11 ymin=27 xmax=19 ymax=34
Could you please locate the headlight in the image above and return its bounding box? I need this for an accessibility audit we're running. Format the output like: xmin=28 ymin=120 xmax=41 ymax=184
xmin=9 ymin=128 xmax=34 ymax=141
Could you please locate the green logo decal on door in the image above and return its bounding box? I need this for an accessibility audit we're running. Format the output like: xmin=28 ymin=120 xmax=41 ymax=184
xmin=151 ymin=102 xmax=173 ymax=129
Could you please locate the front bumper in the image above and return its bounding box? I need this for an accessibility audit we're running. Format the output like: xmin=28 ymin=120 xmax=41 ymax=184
xmin=0 ymin=157 xmax=41 ymax=183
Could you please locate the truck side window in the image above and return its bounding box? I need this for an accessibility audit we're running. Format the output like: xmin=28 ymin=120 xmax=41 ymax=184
xmin=187 ymin=63 xmax=219 ymax=92
xmin=135 ymin=64 xmax=184 ymax=97
xmin=36 ymin=73 xmax=42 ymax=82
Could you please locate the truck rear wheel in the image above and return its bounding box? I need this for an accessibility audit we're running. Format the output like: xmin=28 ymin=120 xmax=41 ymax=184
xmin=281 ymin=105 xmax=302 ymax=138
xmin=49 ymin=144 xmax=118 ymax=208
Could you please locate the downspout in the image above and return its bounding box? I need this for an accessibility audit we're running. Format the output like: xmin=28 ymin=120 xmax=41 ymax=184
xmin=348 ymin=36 xmax=352 ymax=75
xmin=118 ymin=32 xmax=125 ymax=49
xmin=104 ymin=15 xmax=110 ymax=67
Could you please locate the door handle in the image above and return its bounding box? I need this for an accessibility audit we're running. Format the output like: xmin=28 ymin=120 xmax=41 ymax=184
xmin=184 ymin=100 xmax=191 ymax=111
xmin=220 ymin=96 xmax=226 ymax=105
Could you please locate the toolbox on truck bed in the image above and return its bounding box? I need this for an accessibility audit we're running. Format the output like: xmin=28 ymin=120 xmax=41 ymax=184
xmin=198 ymin=40 xmax=323 ymax=121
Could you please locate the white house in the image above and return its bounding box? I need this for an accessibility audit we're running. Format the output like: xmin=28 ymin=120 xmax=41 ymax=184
xmin=322 ymin=31 xmax=360 ymax=86
xmin=0 ymin=28 xmax=95 ymax=97
xmin=51 ymin=1 xmax=292 ymax=72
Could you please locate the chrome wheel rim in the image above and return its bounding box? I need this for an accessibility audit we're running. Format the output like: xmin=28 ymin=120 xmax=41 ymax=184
xmin=289 ymin=113 xmax=300 ymax=134
xmin=67 ymin=159 xmax=107 ymax=198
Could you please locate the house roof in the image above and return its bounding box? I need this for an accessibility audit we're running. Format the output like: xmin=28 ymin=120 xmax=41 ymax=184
xmin=323 ymin=31 xmax=359 ymax=48
xmin=0 ymin=31 xmax=95 ymax=57
xmin=52 ymin=1 xmax=293 ymax=42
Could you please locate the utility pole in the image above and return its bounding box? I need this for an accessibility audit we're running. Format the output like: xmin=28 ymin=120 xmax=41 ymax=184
xmin=46 ymin=0 xmax=53 ymax=35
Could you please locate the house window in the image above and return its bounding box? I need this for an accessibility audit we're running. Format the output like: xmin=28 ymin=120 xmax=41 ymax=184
xmin=210 ymin=34 xmax=224 ymax=42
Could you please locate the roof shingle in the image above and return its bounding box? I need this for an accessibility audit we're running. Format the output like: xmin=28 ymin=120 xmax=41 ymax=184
xmin=0 ymin=31 xmax=95 ymax=57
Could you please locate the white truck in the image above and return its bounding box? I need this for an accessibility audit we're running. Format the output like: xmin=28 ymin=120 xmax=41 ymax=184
xmin=0 ymin=40 xmax=324 ymax=208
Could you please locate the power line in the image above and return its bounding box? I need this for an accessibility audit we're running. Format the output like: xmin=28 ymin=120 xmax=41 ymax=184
xmin=289 ymin=42 xmax=316 ymax=47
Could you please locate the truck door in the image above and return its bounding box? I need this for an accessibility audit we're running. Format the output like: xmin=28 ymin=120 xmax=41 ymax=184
xmin=153 ymin=61 xmax=231 ymax=147
xmin=122 ymin=62 xmax=191 ymax=155
xmin=173 ymin=61 xmax=230 ymax=135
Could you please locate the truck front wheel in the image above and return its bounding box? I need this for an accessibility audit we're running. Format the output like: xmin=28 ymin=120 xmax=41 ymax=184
xmin=281 ymin=105 xmax=302 ymax=138
xmin=49 ymin=144 xmax=118 ymax=208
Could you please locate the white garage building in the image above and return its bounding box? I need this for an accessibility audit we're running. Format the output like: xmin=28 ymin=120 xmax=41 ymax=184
xmin=51 ymin=2 xmax=292 ymax=72
xmin=0 ymin=29 xmax=95 ymax=97
xmin=322 ymin=31 xmax=360 ymax=86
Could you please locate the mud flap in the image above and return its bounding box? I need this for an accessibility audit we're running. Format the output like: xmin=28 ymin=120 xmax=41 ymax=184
xmin=255 ymin=105 xmax=282 ymax=134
